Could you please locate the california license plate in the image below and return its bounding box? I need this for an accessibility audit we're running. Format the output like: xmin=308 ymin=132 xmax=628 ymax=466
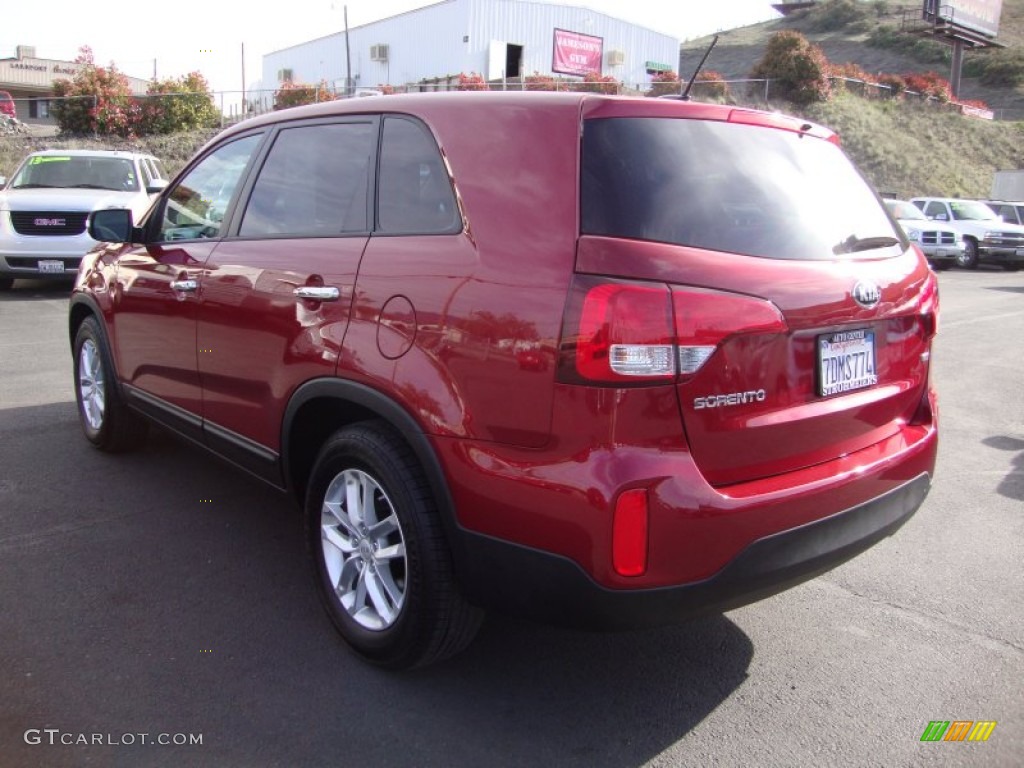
xmin=818 ymin=329 xmax=877 ymax=396
xmin=37 ymin=259 xmax=65 ymax=273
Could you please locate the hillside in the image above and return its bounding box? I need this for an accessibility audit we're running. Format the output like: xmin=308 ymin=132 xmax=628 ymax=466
xmin=683 ymin=0 xmax=1024 ymax=119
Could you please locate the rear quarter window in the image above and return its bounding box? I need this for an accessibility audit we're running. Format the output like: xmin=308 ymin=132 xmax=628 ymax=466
xmin=581 ymin=117 xmax=899 ymax=260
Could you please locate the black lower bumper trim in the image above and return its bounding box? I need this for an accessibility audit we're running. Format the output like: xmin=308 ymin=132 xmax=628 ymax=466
xmin=455 ymin=473 xmax=931 ymax=630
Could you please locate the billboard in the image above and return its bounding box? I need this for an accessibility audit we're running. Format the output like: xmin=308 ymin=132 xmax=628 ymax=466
xmin=923 ymin=0 xmax=1003 ymax=38
xmin=552 ymin=29 xmax=604 ymax=77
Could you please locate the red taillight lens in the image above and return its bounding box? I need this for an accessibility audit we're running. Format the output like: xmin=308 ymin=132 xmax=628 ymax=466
xmin=672 ymin=287 xmax=788 ymax=380
xmin=568 ymin=279 xmax=675 ymax=383
xmin=612 ymin=488 xmax=648 ymax=577
xmin=559 ymin=277 xmax=788 ymax=385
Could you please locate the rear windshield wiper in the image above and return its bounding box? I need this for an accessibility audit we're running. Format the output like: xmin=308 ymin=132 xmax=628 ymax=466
xmin=833 ymin=235 xmax=901 ymax=254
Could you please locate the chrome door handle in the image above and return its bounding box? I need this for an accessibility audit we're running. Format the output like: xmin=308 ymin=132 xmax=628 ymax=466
xmin=294 ymin=286 xmax=340 ymax=302
xmin=171 ymin=279 xmax=198 ymax=292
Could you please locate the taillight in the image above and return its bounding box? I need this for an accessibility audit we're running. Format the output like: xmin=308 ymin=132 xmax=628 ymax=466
xmin=672 ymin=287 xmax=787 ymax=381
xmin=565 ymin=279 xmax=675 ymax=384
xmin=559 ymin=276 xmax=788 ymax=385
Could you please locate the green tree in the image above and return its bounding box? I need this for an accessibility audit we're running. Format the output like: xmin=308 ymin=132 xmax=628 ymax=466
xmin=140 ymin=72 xmax=220 ymax=134
xmin=50 ymin=46 xmax=140 ymax=136
xmin=750 ymin=31 xmax=832 ymax=105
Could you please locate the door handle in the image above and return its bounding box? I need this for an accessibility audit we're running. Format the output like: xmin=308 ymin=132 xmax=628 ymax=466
xmin=294 ymin=286 xmax=341 ymax=302
xmin=171 ymin=279 xmax=198 ymax=292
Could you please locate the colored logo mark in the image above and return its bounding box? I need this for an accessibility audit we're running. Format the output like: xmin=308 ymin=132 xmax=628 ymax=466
xmin=920 ymin=721 xmax=997 ymax=742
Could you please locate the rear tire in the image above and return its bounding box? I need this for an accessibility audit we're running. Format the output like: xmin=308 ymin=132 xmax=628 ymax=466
xmin=306 ymin=421 xmax=482 ymax=669
xmin=0 ymin=277 xmax=13 ymax=291
xmin=1001 ymin=263 xmax=1021 ymax=272
xmin=956 ymin=240 xmax=979 ymax=269
xmin=73 ymin=317 xmax=148 ymax=452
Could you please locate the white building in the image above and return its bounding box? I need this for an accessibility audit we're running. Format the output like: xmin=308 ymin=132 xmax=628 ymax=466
xmin=260 ymin=0 xmax=680 ymax=98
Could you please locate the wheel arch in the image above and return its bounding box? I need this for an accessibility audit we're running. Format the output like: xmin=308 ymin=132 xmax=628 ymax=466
xmin=68 ymin=295 xmax=123 ymax=392
xmin=282 ymin=379 xmax=460 ymax=537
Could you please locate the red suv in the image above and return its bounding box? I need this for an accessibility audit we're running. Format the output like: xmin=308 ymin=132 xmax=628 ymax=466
xmin=69 ymin=92 xmax=938 ymax=669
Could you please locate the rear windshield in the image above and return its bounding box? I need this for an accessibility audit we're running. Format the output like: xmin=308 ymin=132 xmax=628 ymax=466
xmin=581 ymin=117 xmax=901 ymax=260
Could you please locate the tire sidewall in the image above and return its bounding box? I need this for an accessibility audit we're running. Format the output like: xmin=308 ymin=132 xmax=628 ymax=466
xmin=306 ymin=427 xmax=434 ymax=667
xmin=73 ymin=319 xmax=111 ymax=446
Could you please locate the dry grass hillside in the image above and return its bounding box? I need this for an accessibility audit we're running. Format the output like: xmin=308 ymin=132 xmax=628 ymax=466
xmin=683 ymin=0 xmax=1024 ymax=117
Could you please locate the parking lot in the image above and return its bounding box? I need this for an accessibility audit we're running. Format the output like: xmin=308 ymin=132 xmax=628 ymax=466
xmin=0 ymin=269 xmax=1021 ymax=767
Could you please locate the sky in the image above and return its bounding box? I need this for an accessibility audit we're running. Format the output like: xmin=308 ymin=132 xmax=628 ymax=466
xmin=2 ymin=0 xmax=779 ymax=98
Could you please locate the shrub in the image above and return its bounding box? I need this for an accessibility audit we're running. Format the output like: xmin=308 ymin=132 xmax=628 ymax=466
xmin=692 ymin=70 xmax=729 ymax=100
xmin=750 ymin=31 xmax=831 ymax=105
xmin=902 ymin=72 xmax=952 ymax=102
xmin=646 ymin=71 xmax=680 ymax=98
xmin=456 ymin=72 xmax=487 ymax=91
xmin=802 ymin=0 xmax=871 ymax=32
xmin=964 ymin=49 xmax=1024 ymax=88
xmin=876 ymin=73 xmax=907 ymax=99
xmin=524 ymin=72 xmax=564 ymax=91
xmin=50 ymin=46 xmax=140 ymax=137
xmin=274 ymin=79 xmax=334 ymax=110
xmin=579 ymin=71 xmax=620 ymax=95
xmin=139 ymin=72 xmax=220 ymax=134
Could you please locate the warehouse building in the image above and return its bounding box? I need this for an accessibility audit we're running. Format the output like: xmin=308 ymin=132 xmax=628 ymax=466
xmin=260 ymin=0 xmax=680 ymax=98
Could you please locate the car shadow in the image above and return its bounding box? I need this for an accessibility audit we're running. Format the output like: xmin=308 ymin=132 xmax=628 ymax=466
xmin=985 ymin=285 xmax=1024 ymax=294
xmin=0 ymin=402 xmax=753 ymax=768
xmin=981 ymin=435 xmax=1024 ymax=502
xmin=0 ymin=280 xmax=74 ymax=300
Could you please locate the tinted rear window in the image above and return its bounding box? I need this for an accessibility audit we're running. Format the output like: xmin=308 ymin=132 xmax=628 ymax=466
xmin=581 ymin=118 xmax=900 ymax=260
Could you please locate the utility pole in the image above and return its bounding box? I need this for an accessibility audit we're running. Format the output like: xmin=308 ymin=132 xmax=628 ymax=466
xmin=241 ymin=42 xmax=247 ymax=115
xmin=345 ymin=5 xmax=352 ymax=97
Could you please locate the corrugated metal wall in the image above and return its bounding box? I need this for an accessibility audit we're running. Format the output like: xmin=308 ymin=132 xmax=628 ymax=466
xmin=260 ymin=0 xmax=678 ymax=94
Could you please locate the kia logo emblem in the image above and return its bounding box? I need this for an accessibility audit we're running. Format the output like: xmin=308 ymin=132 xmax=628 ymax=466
xmin=852 ymin=281 xmax=881 ymax=309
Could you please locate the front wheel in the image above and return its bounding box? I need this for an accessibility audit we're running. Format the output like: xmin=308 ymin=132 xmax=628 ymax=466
xmin=306 ymin=421 xmax=482 ymax=669
xmin=73 ymin=318 xmax=147 ymax=452
xmin=956 ymin=240 xmax=979 ymax=269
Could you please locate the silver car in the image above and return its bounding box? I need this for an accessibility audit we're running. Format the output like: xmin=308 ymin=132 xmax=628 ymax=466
xmin=0 ymin=150 xmax=168 ymax=290
xmin=885 ymin=199 xmax=963 ymax=271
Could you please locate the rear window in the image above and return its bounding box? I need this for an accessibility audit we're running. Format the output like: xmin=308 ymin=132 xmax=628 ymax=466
xmin=581 ymin=118 xmax=900 ymax=260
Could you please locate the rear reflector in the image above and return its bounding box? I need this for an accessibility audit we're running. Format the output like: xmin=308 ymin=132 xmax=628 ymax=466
xmin=612 ymin=489 xmax=648 ymax=577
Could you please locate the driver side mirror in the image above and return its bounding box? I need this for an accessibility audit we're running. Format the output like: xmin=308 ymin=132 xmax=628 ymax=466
xmin=146 ymin=179 xmax=169 ymax=195
xmin=89 ymin=209 xmax=139 ymax=243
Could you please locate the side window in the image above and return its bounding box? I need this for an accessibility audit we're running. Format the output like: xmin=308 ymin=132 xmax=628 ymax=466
xmin=157 ymin=134 xmax=261 ymax=242
xmin=378 ymin=116 xmax=459 ymax=234
xmin=923 ymin=201 xmax=946 ymax=220
xmin=240 ymin=121 xmax=374 ymax=237
xmin=137 ymin=159 xmax=153 ymax=189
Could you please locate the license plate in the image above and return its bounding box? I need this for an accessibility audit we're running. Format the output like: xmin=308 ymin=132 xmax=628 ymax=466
xmin=37 ymin=259 xmax=65 ymax=274
xmin=818 ymin=329 xmax=877 ymax=396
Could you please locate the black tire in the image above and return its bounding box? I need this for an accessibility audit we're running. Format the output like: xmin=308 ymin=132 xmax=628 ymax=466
xmin=956 ymin=240 xmax=979 ymax=269
xmin=306 ymin=421 xmax=483 ymax=669
xmin=0 ymin=277 xmax=13 ymax=291
xmin=930 ymin=261 xmax=951 ymax=272
xmin=72 ymin=317 xmax=148 ymax=452
xmin=1001 ymin=263 xmax=1021 ymax=272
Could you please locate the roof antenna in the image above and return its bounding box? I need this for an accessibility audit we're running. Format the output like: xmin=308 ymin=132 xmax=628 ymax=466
xmin=679 ymin=35 xmax=719 ymax=101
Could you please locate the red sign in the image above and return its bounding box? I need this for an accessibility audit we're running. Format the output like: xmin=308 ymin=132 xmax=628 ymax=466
xmin=552 ymin=28 xmax=603 ymax=77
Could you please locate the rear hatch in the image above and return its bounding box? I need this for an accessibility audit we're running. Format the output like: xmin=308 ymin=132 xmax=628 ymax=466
xmin=573 ymin=102 xmax=937 ymax=487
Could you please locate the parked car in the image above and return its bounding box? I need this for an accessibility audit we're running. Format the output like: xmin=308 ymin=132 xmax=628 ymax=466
xmin=0 ymin=90 xmax=15 ymax=119
xmin=883 ymin=199 xmax=963 ymax=270
xmin=910 ymin=196 xmax=1024 ymax=270
xmin=980 ymin=199 xmax=1024 ymax=227
xmin=0 ymin=149 xmax=169 ymax=290
xmin=69 ymin=92 xmax=939 ymax=669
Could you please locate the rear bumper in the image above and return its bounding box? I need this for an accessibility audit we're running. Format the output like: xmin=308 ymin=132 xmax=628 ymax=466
xmin=456 ymin=472 xmax=931 ymax=629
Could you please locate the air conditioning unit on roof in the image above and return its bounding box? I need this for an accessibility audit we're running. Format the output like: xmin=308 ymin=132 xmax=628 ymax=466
xmin=370 ymin=44 xmax=389 ymax=62
xmin=607 ymin=50 xmax=625 ymax=67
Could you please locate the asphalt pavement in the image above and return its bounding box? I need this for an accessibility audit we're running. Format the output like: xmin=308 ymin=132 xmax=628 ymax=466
xmin=0 ymin=271 xmax=1021 ymax=767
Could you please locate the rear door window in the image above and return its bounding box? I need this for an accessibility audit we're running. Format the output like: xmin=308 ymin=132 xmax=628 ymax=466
xmin=377 ymin=116 xmax=460 ymax=235
xmin=240 ymin=120 xmax=376 ymax=237
xmin=581 ymin=117 xmax=900 ymax=260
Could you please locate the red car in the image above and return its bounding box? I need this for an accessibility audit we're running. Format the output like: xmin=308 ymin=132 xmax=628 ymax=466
xmin=69 ymin=92 xmax=938 ymax=669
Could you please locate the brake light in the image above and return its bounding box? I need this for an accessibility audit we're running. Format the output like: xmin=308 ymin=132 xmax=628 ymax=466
xmin=559 ymin=277 xmax=788 ymax=384
xmin=572 ymin=280 xmax=675 ymax=383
